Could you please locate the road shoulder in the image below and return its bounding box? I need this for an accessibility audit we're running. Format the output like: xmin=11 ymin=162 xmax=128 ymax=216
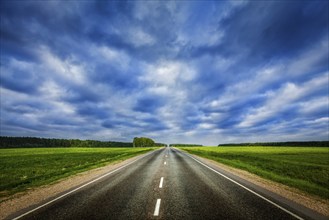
xmin=187 ymin=152 xmax=329 ymax=217
xmin=0 ymin=152 xmax=153 ymax=219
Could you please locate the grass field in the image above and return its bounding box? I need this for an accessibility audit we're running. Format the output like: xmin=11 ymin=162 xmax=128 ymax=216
xmin=0 ymin=147 xmax=155 ymax=199
xmin=178 ymin=146 xmax=329 ymax=199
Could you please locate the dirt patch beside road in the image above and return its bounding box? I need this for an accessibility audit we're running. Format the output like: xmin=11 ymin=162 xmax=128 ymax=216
xmin=192 ymin=154 xmax=329 ymax=217
xmin=0 ymin=153 xmax=150 ymax=219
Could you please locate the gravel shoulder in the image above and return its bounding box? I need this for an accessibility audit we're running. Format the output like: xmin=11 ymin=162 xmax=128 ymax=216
xmin=0 ymin=153 xmax=149 ymax=219
xmin=191 ymin=153 xmax=329 ymax=217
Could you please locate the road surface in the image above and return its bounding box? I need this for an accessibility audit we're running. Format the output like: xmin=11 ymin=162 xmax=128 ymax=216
xmin=10 ymin=147 xmax=326 ymax=220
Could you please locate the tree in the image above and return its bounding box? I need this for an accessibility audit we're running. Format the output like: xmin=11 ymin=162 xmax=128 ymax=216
xmin=133 ymin=137 xmax=155 ymax=147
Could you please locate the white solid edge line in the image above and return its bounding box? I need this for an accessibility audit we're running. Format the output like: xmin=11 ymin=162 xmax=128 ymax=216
xmin=178 ymin=149 xmax=304 ymax=220
xmin=12 ymin=149 xmax=159 ymax=220
xmin=159 ymin=177 xmax=164 ymax=188
xmin=154 ymin=199 xmax=161 ymax=216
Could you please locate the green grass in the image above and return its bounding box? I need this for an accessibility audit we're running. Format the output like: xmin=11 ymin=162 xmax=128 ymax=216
xmin=178 ymin=146 xmax=329 ymax=199
xmin=0 ymin=147 xmax=155 ymax=198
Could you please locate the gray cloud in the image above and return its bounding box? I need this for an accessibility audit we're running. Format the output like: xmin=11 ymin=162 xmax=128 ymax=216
xmin=1 ymin=1 xmax=328 ymax=145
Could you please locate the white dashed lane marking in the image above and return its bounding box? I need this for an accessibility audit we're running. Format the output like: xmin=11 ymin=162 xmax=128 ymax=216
xmin=154 ymin=199 xmax=161 ymax=216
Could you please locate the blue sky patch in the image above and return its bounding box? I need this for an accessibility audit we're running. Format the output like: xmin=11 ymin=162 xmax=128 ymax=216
xmin=0 ymin=1 xmax=328 ymax=145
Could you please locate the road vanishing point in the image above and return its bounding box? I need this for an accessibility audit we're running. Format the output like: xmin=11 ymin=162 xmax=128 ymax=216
xmin=10 ymin=147 xmax=326 ymax=220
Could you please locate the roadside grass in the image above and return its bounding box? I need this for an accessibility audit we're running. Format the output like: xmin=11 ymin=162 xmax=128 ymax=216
xmin=0 ymin=147 xmax=155 ymax=199
xmin=178 ymin=146 xmax=329 ymax=199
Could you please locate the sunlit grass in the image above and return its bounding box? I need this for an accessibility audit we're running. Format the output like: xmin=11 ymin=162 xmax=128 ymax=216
xmin=0 ymin=147 xmax=155 ymax=198
xmin=178 ymin=146 xmax=329 ymax=199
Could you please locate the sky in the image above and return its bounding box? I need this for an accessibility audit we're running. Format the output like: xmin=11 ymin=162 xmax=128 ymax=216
xmin=0 ymin=1 xmax=328 ymax=145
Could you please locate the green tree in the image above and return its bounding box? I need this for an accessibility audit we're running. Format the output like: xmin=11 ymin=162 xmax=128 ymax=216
xmin=133 ymin=137 xmax=155 ymax=147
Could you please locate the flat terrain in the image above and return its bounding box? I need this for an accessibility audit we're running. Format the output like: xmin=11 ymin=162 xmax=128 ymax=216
xmin=7 ymin=147 xmax=326 ymax=220
xmin=0 ymin=147 xmax=154 ymax=198
xmin=179 ymin=146 xmax=329 ymax=199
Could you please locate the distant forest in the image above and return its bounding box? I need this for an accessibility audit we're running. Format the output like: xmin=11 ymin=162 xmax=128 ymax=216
xmin=218 ymin=141 xmax=329 ymax=147
xmin=170 ymin=144 xmax=203 ymax=147
xmin=0 ymin=136 xmax=164 ymax=148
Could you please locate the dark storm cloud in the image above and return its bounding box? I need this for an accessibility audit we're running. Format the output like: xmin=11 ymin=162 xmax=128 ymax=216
xmin=1 ymin=1 xmax=85 ymax=59
xmin=76 ymin=104 xmax=110 ymax=120
xmin=90 ymin=64 xmax=138 ymax=91
xmin=0 ymin=73 xmax=39 ymax=94
xmin=141 ymin=117 xmax=168 ymax=131
xmin=133 ymin=95 xmax=166 ymax=113
xmin=193 ymin=1 xmax=328 ymax=60
xmin=0 ymin=59 xmax=43 ymax=94
xmin=62 ymin=85 xmax=102 ymax=104
xmin=101 ymin=120 xmax=116 ymax=129
xmin=1 ymin=1 xmax=328 ymax=144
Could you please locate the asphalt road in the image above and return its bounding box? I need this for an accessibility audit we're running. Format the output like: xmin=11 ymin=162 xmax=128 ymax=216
xmin=11 ymin=147 xmax=326 ymax=220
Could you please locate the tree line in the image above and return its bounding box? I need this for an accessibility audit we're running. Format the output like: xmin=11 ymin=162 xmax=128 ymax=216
xmin=218 ymin=141 xmax=329 ymax=147
xmin=133 ymin=137 xmax=156 ymax=147
xmin=169 ymin=144 xmax=203 ymax=147
xmin=0 ymin=136 xmax=134 ymax=148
